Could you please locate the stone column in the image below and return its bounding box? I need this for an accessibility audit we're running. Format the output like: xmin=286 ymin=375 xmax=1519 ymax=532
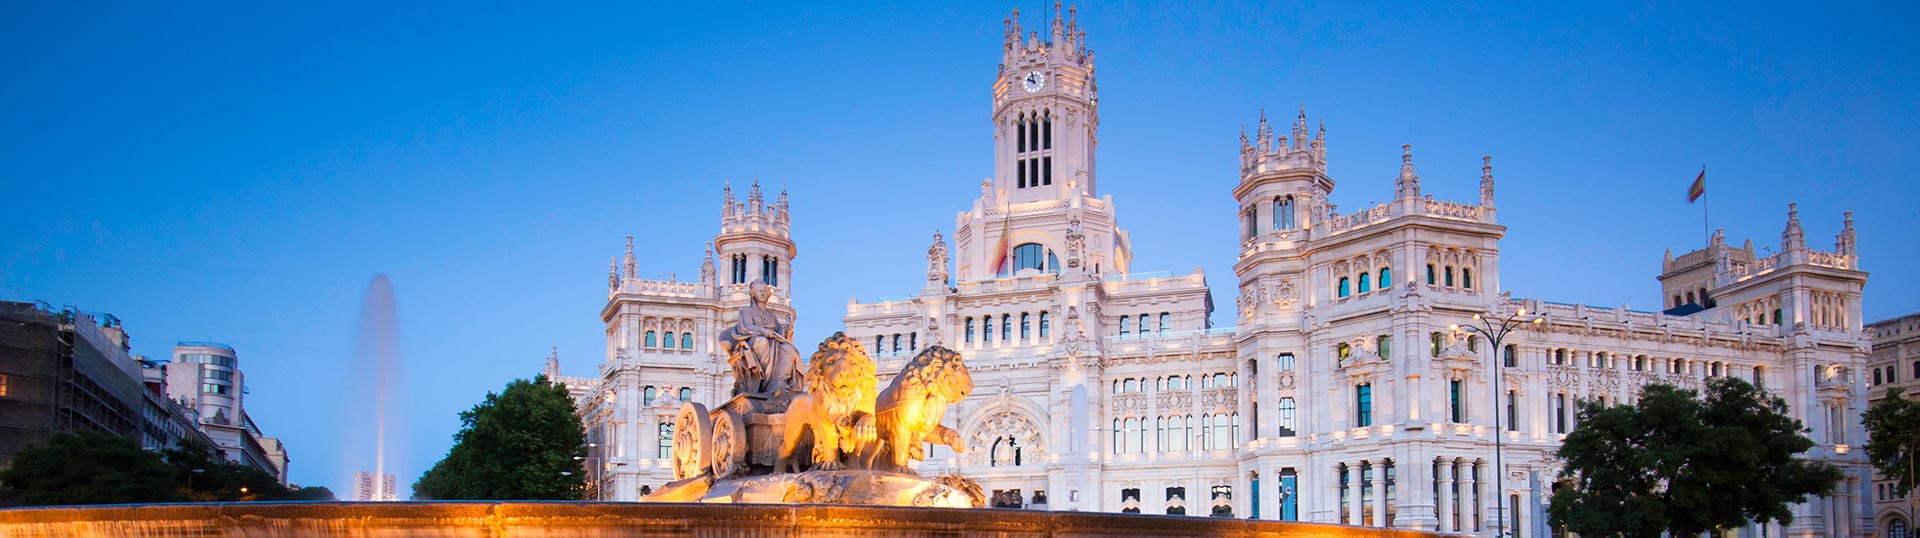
xmin=1347 ymin=462 xmax=1365 ymax=526
xmin=1371 ymin=462 xmax=1387 ymax=527
xmin=1437 ymin=459 xmax=1455 ymax=532
xmin=1328 ymin=463 xmax=1345 ymax=524
xmin=1462 ymin=461 xmax=1479 ymax=533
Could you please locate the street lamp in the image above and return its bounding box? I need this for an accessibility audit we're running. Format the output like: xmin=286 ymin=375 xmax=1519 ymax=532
xmin=1455 ymin=307 xmax=1543 ymax=538
xmin=574 ymin=455 xmax=605 ymax=501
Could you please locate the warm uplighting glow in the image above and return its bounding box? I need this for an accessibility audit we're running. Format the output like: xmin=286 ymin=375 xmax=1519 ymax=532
xmin=1835 ymin=444 xmax=1851 ymax=455
xmin=1472 ymin=314 xmax=1482 ymax=321
xmin=1533 ymin=318 xmax=1544 ymax=324
xmin=1517 ymin=308 xmax=1527 ymax=315
xmin=1448 ymin=323 xmax=1459 ymax=331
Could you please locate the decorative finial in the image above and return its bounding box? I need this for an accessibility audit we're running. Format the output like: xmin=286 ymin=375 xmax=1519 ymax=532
xmin=1837 ymin=211 xmax=1857 ymax=258
xmin=608 ymin=257 xmax=620 ymax=289
xmin=1396 ymin=144 xmax=1422 ymax=200
xmin=1480 ymin=155 xmax=1496 ymax=206
xmin=1781 ymin=202 xmax=1806 ymax=252
xmin=624 ymin=235 xmax=637 ymax=279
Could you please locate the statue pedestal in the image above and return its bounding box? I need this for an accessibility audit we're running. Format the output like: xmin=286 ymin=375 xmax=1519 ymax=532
xmin=646 ymin=470 xmax=981 ymax=509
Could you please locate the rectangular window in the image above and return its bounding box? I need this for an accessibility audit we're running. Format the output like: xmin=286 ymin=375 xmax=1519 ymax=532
xmin=1503 ymin=345 xmax=1517 ymax=368
xmin=1430 ymin=332 xmax=1442 ymax=357
xmin=1002 ymin=315 xmax=1012 ymax=341
xmin=966 ymin=318 xmax=975 ymax=343
xmin=1017 ymin=158 xmax=1027 ymax=188
xmin=1043 ymin=156 xmax=1052 ymax=185
xmin=1506 ymin=390 xmax=1519 ymax=432
xmin=983 ymin=317 xmax=993 ymax=343
xmin=1021 ymin=313 xmax=1031 ymax=339
xmin=1450 ymin=379 xmax=1465 ymax=423
xmin=1355 ymin=384 xmax=1374 ymax=427
xmin=1554 ymin=393 xmax=1567 ymax=433
xmin=1039 ymin=312 xmax=1050 ymax=338
xmin=1377 ymin=335 xmax=1393 ymax=361
xmin=1277 ymin=353 xmax=1295 ymax=371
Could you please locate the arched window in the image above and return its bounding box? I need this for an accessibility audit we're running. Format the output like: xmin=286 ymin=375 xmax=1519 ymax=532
xmin=662 ymin=332 xmax=676 ymax=350
xmin=1379 ymin=268 xmax=1391 ymax=289
xmin=1002 ymin=243 xmax=1057 ymax=275
xmin=1504 ymin=344 xmax=1518 ymax=367
xmin=1686 ymin=291 xmax=1696 ymax=304
xmin=1021 ymin=313 xmax=1032 ymax=339
xmin=1426 ymin=264 xmax=1437 ymax=285
xmin=983 ymin=316 xmax=994 ymax=342
xmin=1445 ymin=267 xmax=1456 ymax=287
xmin=1338 ymin=277 xmax=1351 ymax=298
xmin=1273 ymin=195 xmax=1295 ymax=230
xmin=1673 ymin=295 xmax=1684 ymax=307
xmin=1159 ymin=312 xmax=1171 ymax=334
xmin=681 ymin=333 xmax=694 ymax=350
xmin=1772 ymin=309 xmax=1783 ymax=325
xmin=1358 ymin=272 xmax=1372 ymax=293
xmin=1136 ymin=315 xmax=1148 ymax=335
xmin=875 ymin=335 xmax=885 ymax=353
xmin=1002 ymin=314 xmax=1013 ymax=341
xmin=1125 ymin=418 xmax=1142 ymax=453
xmin=1119 ymin=317 xmax=1130 ymax=337
xmin=679 ymin=387 xmax=693 ymax=402
xmin=1277 ymin=397 xmax=1297 ymax=436
xmin=1462 ymin=268 xmax=1473 ymax=289
xmin=645 ymin=331 xmax=658 ymax=348
xmin=892 ymin=334 xmax=903 ymax=353
xmin=1890 ymin=519 xmax=1908 ymax=538
xmin=1038 ymin=312 xmax=1050 ymax=338
xmin=1277 ymin=353 xmax=1296 ymax=371
xmin=1112 ymin=419 xmax=1123 ymax=454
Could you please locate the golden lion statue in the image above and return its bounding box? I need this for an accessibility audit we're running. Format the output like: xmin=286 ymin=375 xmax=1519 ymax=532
xmin=864 ymin=345 xmax=974 ymax=471
xmin=776 ymin=332 xmax=877 ymax=472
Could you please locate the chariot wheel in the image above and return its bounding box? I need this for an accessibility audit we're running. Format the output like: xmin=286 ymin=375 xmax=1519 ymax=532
xmin=671 ymin=402 xmax=713 ymax=480
xmin=709 ymin=409 xmax=749 ymax=478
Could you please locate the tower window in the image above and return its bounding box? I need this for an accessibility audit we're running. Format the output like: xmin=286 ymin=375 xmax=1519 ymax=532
xmin=1445 ymin=267 xmax=1455 ymax=287
xmin=682 ymin=332 xmax=694 ymax=350
xmin=1338 ymin=277 xmax=1351 ymax=298
xmin=1273 ymin=195 xmax=1295 ymax=231
xmin=1038 ymin=312 xmax=1050 ymax=338
xmin=1017 ymin=157 xmax=1027 ymax=188
xmin=1003 ymin=243 xmax=1057 ymax=276
xmin=1021 ymin=313 xmax=1032 ymax=339
xmin=1358 ymin=272 xmax=1371 ymax=293
xmin=1017 ymin=116 xmax=1027 ymax=153
xmin=966 ymin=317 xmax=975 ymax=343
xmin=1002 ymin=314 xmax=1012 ymax=341
xmin=1043 ymin=112 xmax=1052 ymax=150
xmin=1379 ymin=268 xmax=1391 ymax=289
xmin=1043 ymin=156 xmax=1052 ymax=185
xmin=1159 ymin=312 xmax=1171 ymax=334
xmin=1462 ymin=268 xmax=1472 ymax=289
xmin=1426 ymin=264 xmax=1436 ymax=285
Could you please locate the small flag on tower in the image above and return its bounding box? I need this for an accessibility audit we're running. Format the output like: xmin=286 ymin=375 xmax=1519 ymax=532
xmin=1687 ymin=169 xmax=1706 ymax=203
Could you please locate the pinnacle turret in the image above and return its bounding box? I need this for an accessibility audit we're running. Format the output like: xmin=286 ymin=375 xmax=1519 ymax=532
xmin=1782 ymin=203 xmax=1805 ymax=252
xmin=1291 ymin=105 xmax=1308 ymax=151
xmin=747 ymin=177 xmax=764 ymax=214
xmin=1395 ymin=144 xmax=1422 ymax=200
xmin=1836 ymin=211 xmax=1857 ymax=257
xmin=722 ymin=180 xmax=735 ymax=219
xmin=1480 ymin=155 xmax=1496 ymax=207
xmin=1256 ymin=109 xmax=1272 ymax=153
xmin=608 ymin=257 xmax=619 ymax=290
xmin=623 ymin=235 xmax=637 ymax=279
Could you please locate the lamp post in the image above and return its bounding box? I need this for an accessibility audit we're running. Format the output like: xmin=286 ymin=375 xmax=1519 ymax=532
xmin=1455 ymin=307 xmax=1543 ymax=538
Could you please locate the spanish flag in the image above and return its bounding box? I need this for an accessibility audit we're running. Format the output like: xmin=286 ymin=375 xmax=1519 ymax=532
xmin=1687 ymin=170 xmax=1705 ymax=203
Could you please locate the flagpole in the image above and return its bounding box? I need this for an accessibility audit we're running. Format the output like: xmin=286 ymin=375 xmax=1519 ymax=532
xmin=1701 ymin=165 xmax=1710 ymax=248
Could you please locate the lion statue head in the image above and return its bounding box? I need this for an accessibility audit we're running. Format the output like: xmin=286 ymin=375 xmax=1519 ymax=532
xmin=894 ymin=346 xmax=973 ymax=404
xmin=805 ymin=332 xmax=879 ymax=419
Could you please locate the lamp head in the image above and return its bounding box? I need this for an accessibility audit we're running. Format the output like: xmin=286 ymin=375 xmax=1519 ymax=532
xmin=1472 ymin=314 xmax=1482 ymax=321
xmin=1449 ymin=323 xmax=1459 ymax=331
xmin=1533 ymin=318 xmax=1544 ymax=325
xmin=1517 ymin=308 xmax=1527 ymax=316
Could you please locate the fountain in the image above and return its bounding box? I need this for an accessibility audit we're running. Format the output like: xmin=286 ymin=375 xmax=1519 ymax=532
xmin=0 ymin=281 xmax=1446 ymax=537
xmin=353 ymin=274 xmax=399 ymax=501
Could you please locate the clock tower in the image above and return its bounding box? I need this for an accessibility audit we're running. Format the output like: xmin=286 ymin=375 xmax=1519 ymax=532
xmin=993 ymin=3 xmax=1097 ymax=204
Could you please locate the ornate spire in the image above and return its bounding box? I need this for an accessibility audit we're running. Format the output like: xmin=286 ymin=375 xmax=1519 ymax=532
xmin=700 ymin=242 xmax=716 ymax=285
xmin=1292 ymin=105 xmax=1308 ymax=151
xmin=1255 ymin=109 xmax=1271 ymax=153
xmin=1005 ymin=8 xmax=1022 ymax=55
xmin=608 ymin=257 xmax=620 ymax=290
xmin=1396 ymin=144 xmax=1422 ymax=200
xmin=623 ymin=235 xmax=637 ymax=278
xmin=1067 ymin=4 xmax=1080 ymax=52
xmin=1312 ymin=119 xmax=1326 ymax=154
xmin=1837 ymin=211 xmax=1857 ymax=257
xmin=747 ymin=177 xmax=764 ymax=214
xmin=1051 ymin=1 xmax=1064 ymax=44
xmin=1479 ymin=155 xmax=1495 ymax=206
xmin=774 ymin=186 xmax=790 ymax=225
xmin=722 ymin=180 xmax=736 ymax=219
xmin=1782 ymin=203 xmax=1806 ymax=252
xmin=1239 ymin=125 xmax=1250 ymax=153
xmin=543 ymin=347 xmax=561 ymax=381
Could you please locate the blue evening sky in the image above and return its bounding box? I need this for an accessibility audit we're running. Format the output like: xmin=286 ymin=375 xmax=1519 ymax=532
xmin=4 ymin=2 xmax=1915 ymax=496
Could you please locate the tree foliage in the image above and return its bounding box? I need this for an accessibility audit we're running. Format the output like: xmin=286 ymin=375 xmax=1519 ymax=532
xmin=1864 ymin=386 xmax=1920 ymax=494
xmin=163 ymin=437 xmax=301 ymax=502
xmin=1548 ymin=377 xmax=1842 ymax=537
xmin=0 ymin=430 xmax=184 ymax=505
xmin=413 ymin=375 xmax=587 ymax=500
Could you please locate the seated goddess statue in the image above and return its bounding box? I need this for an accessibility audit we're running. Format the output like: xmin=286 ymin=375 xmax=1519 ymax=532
xmin=718 ymin=281 xmax=804 ymax=399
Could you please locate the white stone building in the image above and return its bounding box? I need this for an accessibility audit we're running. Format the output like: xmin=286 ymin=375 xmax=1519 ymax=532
xmin=166 ymin=341 xmax=290 ymax=484
xmin=1866 ymin=312 xmax=1920 ymax=537
xmin=549 ymin=181 xmax=796 ymax=500
xmin=562 ymin=6 xmax=1874 ymax=537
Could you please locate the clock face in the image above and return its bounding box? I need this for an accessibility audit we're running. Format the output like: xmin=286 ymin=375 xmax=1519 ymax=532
xmin=1022 ymin=70 xmax=1045 ymax=93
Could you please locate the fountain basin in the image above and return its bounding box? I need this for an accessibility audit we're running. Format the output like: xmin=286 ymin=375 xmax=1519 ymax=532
xmin=0 ymin=502 xmax=1450 ymax=537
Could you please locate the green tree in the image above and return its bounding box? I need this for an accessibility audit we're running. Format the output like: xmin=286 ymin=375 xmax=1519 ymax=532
xmin=1864 ymin=386 xmax=1920 ymax=507
xmin=0 ymin=430 xmax=184 ymax=505
xmin=413 ymin=374 xmax=586 ymax=500
xmin=1548 ymin=377 xmax=1842 ymax=537
xmin=291 ymin=485 xmax=337 ymax=500
xmin=163 ymin=437 xmax=296 ymax=502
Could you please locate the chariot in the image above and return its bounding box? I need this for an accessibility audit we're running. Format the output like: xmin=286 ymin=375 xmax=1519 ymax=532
xmin=670 ymin=393 xmax=790 ymax=480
